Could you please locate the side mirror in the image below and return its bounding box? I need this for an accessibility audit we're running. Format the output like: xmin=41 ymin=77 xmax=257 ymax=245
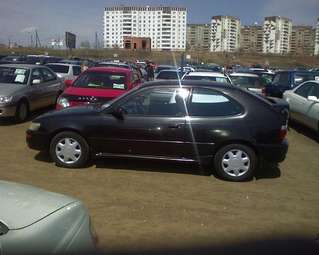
xmin=308 ymin=96 xmax=319 ymax=102
xmin=32 ymin=79 xmax=41 ymax=85
xmin=64 ymin=79 xmax=73 ymax=87
xmin=111 ymin=107 xmax=126 ymax=120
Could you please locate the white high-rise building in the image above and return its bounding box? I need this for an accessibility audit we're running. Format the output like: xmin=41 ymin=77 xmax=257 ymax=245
xmin=103 ymin=6 xmax=187 ymax=51
xmin=210 ymin=16 xmax=241 ymax=52
xmin=263 ymin=16 xmax=292 ymax=54
xmin=315 ymin=18 xmax=319 ymax=55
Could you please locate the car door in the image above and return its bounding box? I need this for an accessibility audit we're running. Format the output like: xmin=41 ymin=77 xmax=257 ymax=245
xmin=29 ymin=68 xmax=46 ymax=110
xmin=289 ymin=82 xmax=314 ymax=125
xmin=89 ymin=86 xmax=189 ymax=159
xmin=39 ymin=67 xmax=62 ymax=106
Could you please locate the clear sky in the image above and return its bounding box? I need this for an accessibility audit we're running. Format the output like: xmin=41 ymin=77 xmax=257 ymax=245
xmin=0 ymin=0 xmax=318 ymax=46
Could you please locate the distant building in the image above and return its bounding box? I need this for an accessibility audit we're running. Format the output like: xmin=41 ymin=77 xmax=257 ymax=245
xmin=103 ymin=6 xmax=187 ymax=51
xmin=315 ymin=18 xmax=319 ymax=55
xmin=263 ymin=16 xmax=292 ymax=54
xmin=291 ymin=26 xmax=315 ymax=55
xmin=124 ymin=36 xmax=151 ymax=51
xmin=210 ymin=15 xmax=241 ymax=52
xmin=240 ymin=25 xmax=263 ymax=53
xmin=186 ymin=24 xmax=210 ymax=51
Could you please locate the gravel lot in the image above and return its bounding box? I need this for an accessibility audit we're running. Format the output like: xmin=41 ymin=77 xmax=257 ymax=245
xmin=0 ymin=114 xmax=319 ymax=254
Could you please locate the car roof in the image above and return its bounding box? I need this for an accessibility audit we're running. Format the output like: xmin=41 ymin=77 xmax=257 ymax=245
xmin=140 ymin=80 xmax=234 ymax=90
xmin=0 ymin=64 xmax=42 ymax=69
xmin=46 ymin=63 xmax=80 ymax=67
xmin=186 ymin=72 xmax=226 ymax=77
xmin=87 ymin=66 xmax=131 ymax=74
xmin=230 ymin=72 xmax=259 ymax=77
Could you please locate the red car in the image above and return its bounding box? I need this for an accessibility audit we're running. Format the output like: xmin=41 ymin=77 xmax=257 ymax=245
xmin=56 ymin=67 xmax=141 ymax=110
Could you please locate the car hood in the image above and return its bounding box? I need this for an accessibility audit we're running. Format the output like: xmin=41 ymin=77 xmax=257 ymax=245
xmin=0 ymin=181 xmax=77 ymax=230
xmin=0 ymin=83 xmax=24 ymax=95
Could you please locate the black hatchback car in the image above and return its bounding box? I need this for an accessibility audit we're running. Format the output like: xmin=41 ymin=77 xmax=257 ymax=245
xmin=27 ymin=81 xmax=288 ymax=181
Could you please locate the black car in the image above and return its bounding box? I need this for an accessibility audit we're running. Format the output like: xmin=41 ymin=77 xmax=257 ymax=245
xmin=26 ymin=81 xmax=288 ymax=182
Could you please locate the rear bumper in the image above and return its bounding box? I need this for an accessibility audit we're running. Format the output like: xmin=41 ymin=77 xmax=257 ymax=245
xmin=256 ymin=139 xmax=288 ymax=163
xmin=0 ymin=105 xmax=16 ymax=117
xmin=26 ymin=130 xmax=50 ymax=151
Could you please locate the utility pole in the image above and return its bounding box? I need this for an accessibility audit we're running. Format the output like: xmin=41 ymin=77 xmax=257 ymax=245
xmin=95 ymin=32 xmax=98 ymax=49
xmin=35 ymin=30 xmax=41 ymax=48
xmin=30 ymin=33 xmax=34 ymax=47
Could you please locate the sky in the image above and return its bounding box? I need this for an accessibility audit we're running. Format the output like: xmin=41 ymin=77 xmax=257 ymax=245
xmin=0 ymin=0 xmax=318 ymax=46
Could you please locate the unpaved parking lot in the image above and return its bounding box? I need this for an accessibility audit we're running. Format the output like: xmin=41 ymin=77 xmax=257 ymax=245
xmin=0 ymin=116 xmax=319 ymax=254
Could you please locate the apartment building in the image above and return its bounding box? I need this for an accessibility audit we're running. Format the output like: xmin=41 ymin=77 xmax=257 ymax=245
xmin=103 ymin=6 xmax=187 ymax=51
xmin=210 ymin=16 xmax=241 ymax=52
xmin=240 ymin=25 xmax=263 ymax=53
xmin=263 ymin=16 xmax=292 ymax=54
xmin=315 ymin=18 xmax=319 ymax=55
xmin=186 ymin=24 xmax=210 ymax=51
xmin=291 ymin=26 xmax=315 ymax=55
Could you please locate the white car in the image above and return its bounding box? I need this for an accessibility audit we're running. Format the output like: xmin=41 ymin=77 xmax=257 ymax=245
xmin=182 ymin=71 xmax=232 ymax=84
xmin=0 ymin=181 xmax=97 ymax=254
xmin=46 ymin=63 xmax=81 ymax=80
xmin=229 ymin=73 xmax=264 ymax=94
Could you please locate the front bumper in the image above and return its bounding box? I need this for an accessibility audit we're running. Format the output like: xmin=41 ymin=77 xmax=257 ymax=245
xmin=26 ymin=130 xmax=50 ymax=151
xmin=0 ymin=105 xmax=16 ymax=117
xmin=256 ymin=139 xmax=289 ymax=163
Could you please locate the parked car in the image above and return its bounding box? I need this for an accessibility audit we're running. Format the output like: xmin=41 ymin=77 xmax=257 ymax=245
xmin=155 ymin=70 xmax=184 ymax=80
xmin=182 ymin=71 xmax=232 ymax=84
xmin=27 ymin=80 xmax=288 ymax=182
xmin=56 ymin=67 xmax=141 ymax=110
xmin=0 ymin=180 xmax=97 ymax=254
xmin=96 ymin=61 xmax=130 ymax=69
xmin=283 ymin=80 xmax=319 ymax=135
xmin=154 ymin=65 xmax=176 ymax=75
xmin=265 ymin=70 xmax=319 ymax=98
xmin=26 ymin=55 xmax=63 ymax=65
xmin=0 ymin=64 xmax=64 ymax=122
xmin=229 ymin=73 xmax=264 ymax=94
xmin=0 ymin=55 xmax=28 ymax=65
xmin=46 ymin=63 xmax=81 ymax=80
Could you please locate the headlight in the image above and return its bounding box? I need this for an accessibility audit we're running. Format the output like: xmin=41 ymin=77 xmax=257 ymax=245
xmin=57 ymin=97 xmax=70 ymax=108
xmin=0 ymin=96 xmax=13 ymax=104
xmin=29 ymin=122 xmax=41 ymax=131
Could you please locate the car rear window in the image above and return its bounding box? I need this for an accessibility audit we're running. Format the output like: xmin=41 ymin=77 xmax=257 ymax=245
xmin=230 ymin=76 xmax=262 ymax=88
xmin=73 ymin=71 xmax=127 ymax=90
xmin=157 ymin=71 xmax=181 ymax=80
xmin=47 ymin=65 xmax=69 ymax=74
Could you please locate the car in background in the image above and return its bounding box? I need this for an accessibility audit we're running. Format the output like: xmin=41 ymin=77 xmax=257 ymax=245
xmin=0 ymin=55 xmax=28 ymax=65
xmin=155 ymin=69 xmax=184 ymax=80
xmin=27 ymin=80 xmax=289 ymax=182
xmin=265 ymin=70 xmax=319 ymax=98
xmin=154 ymin=65 xmax=176 ymax=75
xmin=56 ymin=67 xmax=141 ymax=110
xmin=96 ymin=61 xmax=130 ymax=69
xmin=26 ymin=55 xmax=63 ymax=65
xmin=182 ymin=71 xmax=232 ymax=84
xmin=283 ymin=80 xmax=319 ymax=135
xmin=46 ymin=63 xmax=81 ymax=80
xmin=229 ymin=73 xmax=264 ymax=94
xmin=0 ymin=180 xmax=97 ymax=254
xmin=0 ymin=64 xmax=64 ymax=122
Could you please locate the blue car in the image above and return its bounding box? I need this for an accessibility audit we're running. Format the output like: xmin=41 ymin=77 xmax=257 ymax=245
xmin=265 ymin=70 xmax=319 ymax=98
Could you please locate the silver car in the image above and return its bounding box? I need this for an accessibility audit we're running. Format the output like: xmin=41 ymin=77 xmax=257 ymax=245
xmin=283 ymin=80 xmax=319 ymax=133
xmin=0 ymin=64 xmax=64 ymax=122
xmin=0 ymin=181 xmax=97 ymax=254
xmin=46 ymin=63 xmax=82 ymax=81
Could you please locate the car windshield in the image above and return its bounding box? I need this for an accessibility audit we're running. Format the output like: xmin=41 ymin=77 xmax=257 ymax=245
xmin=157 ymin=71 xmax=181 ymax=80
xmin=46 ymin=64 xmax=69 ymax=74
xmin=73 ymin=72 xmax=127 ymax=90
xmin=230 ymin=76 xmax=262 ymax=88
xmin=0 ymin=67 xmax=30 ymax=85
xmin=184 ymin=75 xmax=230 ymax=83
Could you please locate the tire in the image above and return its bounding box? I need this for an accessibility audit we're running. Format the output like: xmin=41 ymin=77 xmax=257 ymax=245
xmin=50 ymin=131 xmax=90 ymax=168
xmin=214 ymin=144 xmax=257 ymax=182
xmin=15 ymin=101 xmax=29 ymax=123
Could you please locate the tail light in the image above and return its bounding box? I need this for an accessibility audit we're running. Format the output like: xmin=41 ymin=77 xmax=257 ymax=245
xmin=279 ymin=125 xmax=288 ymax=141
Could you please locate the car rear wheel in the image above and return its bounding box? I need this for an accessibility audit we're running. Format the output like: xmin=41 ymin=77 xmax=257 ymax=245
xmin=214 ymin=144 xmax=257 ymax=182
xmin=15 ymin=101 xmax=29 ymax=123
xmin=50 ymin=131 xmax=89 ymax=168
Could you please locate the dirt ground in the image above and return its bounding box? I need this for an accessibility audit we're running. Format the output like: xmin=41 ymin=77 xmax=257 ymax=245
xmin=0 ymin=115 xmax=319 ymax=254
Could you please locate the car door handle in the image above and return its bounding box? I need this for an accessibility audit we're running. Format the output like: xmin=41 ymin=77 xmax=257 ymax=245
xmin=168 ymin=124 xmax=181 ymax=129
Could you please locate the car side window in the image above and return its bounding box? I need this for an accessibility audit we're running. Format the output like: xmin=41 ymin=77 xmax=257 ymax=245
xmin=120 ymin=87 xmax=189 ymax=116
xmin=308 ymin=84 xmax=319 ymax=98
xmin=41 ymin=68 xmax=56 ymax=82
xmin=295 ymin=83 xmax=313 ymax=98
xmin=189 ymin=88 xmax=243 ymax=117
xmin=31 ymin=69 xmax=44 ymax=84
xmin=72 ymin=66 xmax=81 ymax=76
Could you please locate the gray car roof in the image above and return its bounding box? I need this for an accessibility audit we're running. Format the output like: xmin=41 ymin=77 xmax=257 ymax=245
xmin=0 ymin=64 xmax=42 ymax=69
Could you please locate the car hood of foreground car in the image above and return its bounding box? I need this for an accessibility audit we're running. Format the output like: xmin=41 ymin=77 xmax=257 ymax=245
xmin=0 ymin=180 xmax=77 ymax=230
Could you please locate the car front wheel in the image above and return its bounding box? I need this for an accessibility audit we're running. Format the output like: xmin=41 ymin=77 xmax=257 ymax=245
xmin=214 ymin=144 xmax=257 ymax=182
xmin=50 ymin=131 xmax=89 ymax=168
